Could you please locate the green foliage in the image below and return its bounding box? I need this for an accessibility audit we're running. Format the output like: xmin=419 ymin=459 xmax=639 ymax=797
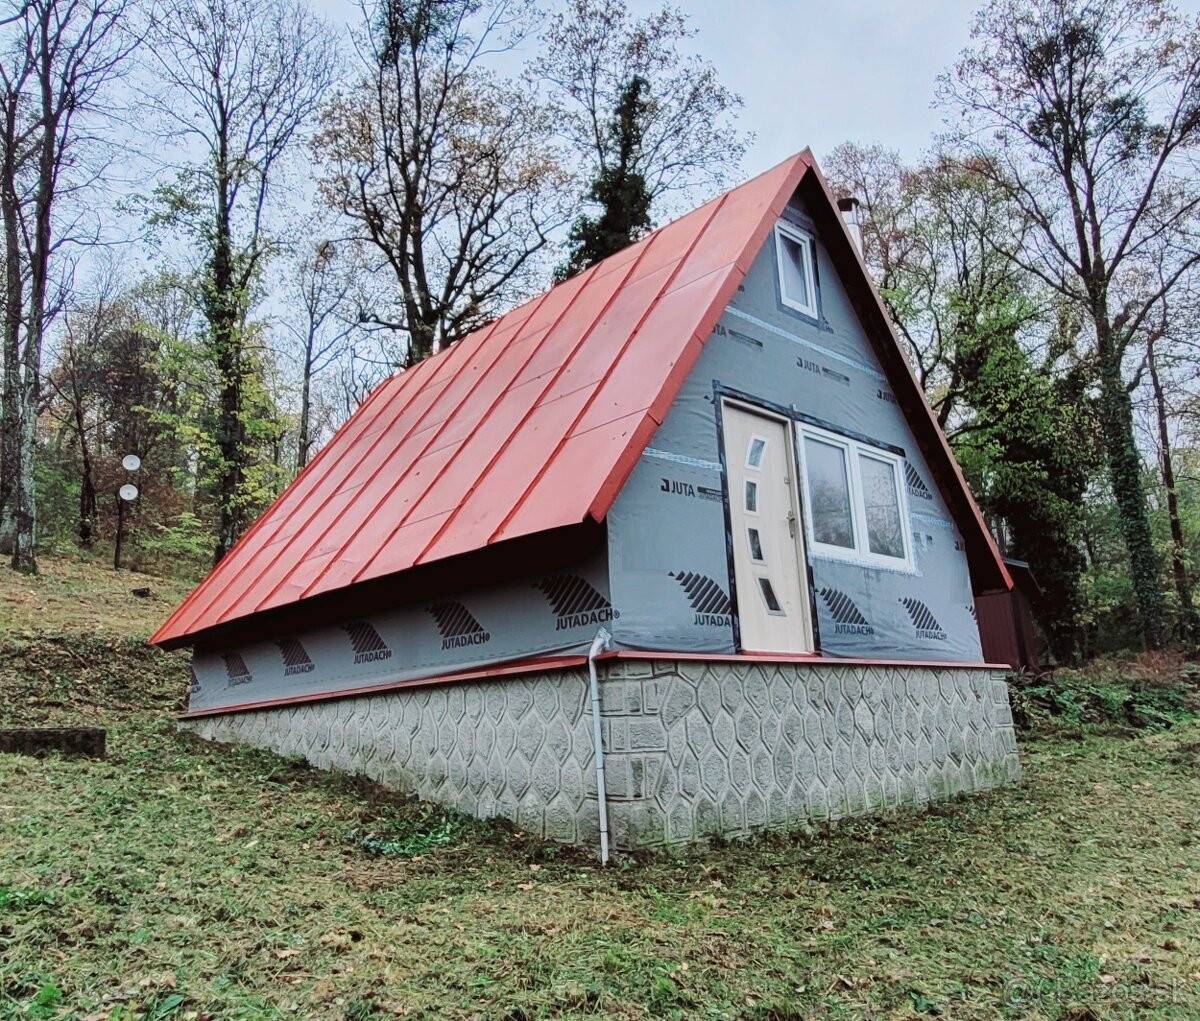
xmin=1009 ymin=655 xmax=1200 ymax=735
xmin=0 ymin=886 xmax=56 ymax=911
xmin=937 ymin=0 xmax=1200 ymax=651
xmin=139 ymin=511 xmax=215 ymax=574
xmin=33 ymin=268 xmax=294 ymax=576
xmin=25 ymin=983 xmax=63 ymax=1020
xmin=131 ymin=300 xmax=292 ymax=562
xmin=951 ymin=311 xmax=1099 ymax=663
xmin=832 ymin=144 xmax=1100 ymax=662
xmin=350 ymin=804 xmax=459 ymax=857
xmin=30 ymin=442 xmax=81 ymax=550
xmin=557 ymin=75 xmax=653 ymax=281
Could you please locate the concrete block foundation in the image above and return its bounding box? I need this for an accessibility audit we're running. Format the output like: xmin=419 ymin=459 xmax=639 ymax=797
xmin=182 ymin=658 xmax=1020 ymax=849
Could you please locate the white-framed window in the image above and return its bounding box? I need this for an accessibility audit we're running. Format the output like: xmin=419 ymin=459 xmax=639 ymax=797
xmin=774 ymin=219 xmax=819 ymax=318
xmin=796 ymin=422 xmax=915 ymax=571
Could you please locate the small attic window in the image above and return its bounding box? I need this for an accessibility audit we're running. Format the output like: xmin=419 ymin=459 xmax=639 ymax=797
xmin=774 ymin=220 xmax=818 ymax=319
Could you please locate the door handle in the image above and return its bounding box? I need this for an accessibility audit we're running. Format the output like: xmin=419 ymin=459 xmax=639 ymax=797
xmin=787 ymin=510 xmax=797 ymax=538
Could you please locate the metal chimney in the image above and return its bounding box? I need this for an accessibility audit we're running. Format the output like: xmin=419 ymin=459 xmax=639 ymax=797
xmin=837 ymin=196 xmax=864 ymax=258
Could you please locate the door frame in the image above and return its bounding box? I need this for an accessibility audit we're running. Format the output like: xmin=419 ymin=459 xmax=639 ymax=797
xmin=714 ymin=383 xmax=822 ymax=655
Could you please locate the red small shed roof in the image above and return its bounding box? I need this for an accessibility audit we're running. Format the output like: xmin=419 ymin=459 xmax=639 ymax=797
xmin=154 ymin=151 xmax=1010 ymax=649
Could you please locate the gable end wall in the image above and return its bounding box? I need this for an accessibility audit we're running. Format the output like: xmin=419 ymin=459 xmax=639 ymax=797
xmin=606 ymin=191 xmax=984 ymax=663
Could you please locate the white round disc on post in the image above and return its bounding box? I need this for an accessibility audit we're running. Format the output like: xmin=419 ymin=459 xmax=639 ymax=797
xmin=121 ymin=454 xmax=142 ymax=471
xmin=119 ymin=483 xmax=139 ymax=502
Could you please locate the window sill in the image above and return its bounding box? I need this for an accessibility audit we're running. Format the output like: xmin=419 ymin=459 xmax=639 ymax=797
xmin=808 ymin=548 xmax=921 ymax=577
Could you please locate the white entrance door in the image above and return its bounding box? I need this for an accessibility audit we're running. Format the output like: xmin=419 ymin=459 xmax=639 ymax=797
xmin=723 ymin=402 xmax=814 ymax=653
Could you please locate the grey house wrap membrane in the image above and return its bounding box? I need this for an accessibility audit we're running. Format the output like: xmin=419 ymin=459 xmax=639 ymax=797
xmin=605 ymin=194 xmax=982 ymax=663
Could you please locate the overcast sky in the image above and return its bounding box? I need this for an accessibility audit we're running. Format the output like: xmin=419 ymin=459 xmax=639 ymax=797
xmin=635 ymin=0 xmax=1200 ymax=173
xmin=667 ymin=0 xmax=980 ymax=170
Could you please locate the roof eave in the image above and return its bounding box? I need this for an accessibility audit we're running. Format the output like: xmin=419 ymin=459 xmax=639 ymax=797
xmin=152 ymin=518 xmax=605 ymax=651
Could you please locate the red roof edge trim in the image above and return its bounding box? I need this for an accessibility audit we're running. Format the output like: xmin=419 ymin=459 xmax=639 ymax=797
xmin=155 ymin=520 xmax=602 ymax=654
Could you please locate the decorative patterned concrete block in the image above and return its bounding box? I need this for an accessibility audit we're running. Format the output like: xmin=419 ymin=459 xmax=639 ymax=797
xmin=182 ymin=660 xmax=1020 ymax=850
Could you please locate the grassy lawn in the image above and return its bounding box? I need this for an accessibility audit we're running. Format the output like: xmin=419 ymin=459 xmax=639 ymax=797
xmin=0 ymin=556 xmax=194 ymax=640
xmin=2 ymin=560 xmax=1199 ymax=1020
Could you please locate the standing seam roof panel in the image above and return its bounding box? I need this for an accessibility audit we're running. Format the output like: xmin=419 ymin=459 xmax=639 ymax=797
xmin=154 ymin=156 xmax=804 ymax=642
xmin=151 ymin=371 xmax=411 ymax=641
xmin=218 ymin=306 xmax=533 ymax=621
xmin=389 ymin=230 xmax=679 ymax=571
xmin=342 ymin=247 xmax=653 ymax=588
xmin=276 ymin=295 xmax=560 ymax=607
xmin=160 ymin=344 xmax=463 ymax=639
xmin=490 ymin=195 xmax=733 ymax=542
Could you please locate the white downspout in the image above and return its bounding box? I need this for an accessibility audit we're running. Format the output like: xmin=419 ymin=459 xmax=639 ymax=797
xmin=587 ymin=626 xmax=613 ymax=864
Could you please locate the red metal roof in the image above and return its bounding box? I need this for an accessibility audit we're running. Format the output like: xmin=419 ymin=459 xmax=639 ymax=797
xmin=153 ymin=151 xmax=1009 ymax=648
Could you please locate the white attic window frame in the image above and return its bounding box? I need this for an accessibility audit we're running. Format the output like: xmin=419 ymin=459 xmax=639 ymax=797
xmin=773 ymin=219 xmax=819 ymax=319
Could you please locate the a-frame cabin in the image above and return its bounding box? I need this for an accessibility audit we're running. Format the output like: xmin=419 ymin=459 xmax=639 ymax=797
xmin=155 ymin=151 xmax=1020 ymax=850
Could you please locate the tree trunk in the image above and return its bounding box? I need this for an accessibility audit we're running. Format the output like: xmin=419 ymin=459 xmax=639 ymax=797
xmin=210 ymin=162 xmax=244 ymax=566
xmin=296 ymin=343 xmax=313 ymax=472
xmin=1095 ymin=317 xmax=1164 ymax=648
xmin=12 ymin=43 xmax=60 ymax=575
xmin=74 ymin=391 xmax=96 ymax=547
xmin=0 ymin=117 xmax=22 ymax=556
xmin=212 ymin=299 xmax=244 ymax=564
xmin=1147 ymin=339 xmax=1195 ymax=644
xmin=12 ymin=311 xmax=38 ymax=572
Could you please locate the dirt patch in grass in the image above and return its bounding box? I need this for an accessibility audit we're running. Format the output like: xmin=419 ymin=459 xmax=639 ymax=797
xmin=0 ymin=632 xmax=189 ymax=728
xmin=0 ymin=556 xmax=193 ymax=730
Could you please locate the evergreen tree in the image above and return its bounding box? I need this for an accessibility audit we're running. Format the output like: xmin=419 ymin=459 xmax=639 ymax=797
xmin=557 ymin=76 xmax=652 ymax=281
xmin=950 ymin=312 xmax=1099 ymax=663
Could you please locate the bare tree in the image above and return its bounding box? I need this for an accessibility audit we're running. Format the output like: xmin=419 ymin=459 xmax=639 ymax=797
xmin=826 ymin=144 xmax=1065 ymax=428
xmin=0 ymin=80 xmax=28 ymax=554
xmin=533 ymin=0 xmax=750 ymax=212
xmin=283 ymin=240 xmax=356 ymax=471
xmin=0 ymin=0 xmax=135 ymax=571
xmin=43 ymin=269 xmax=123 ymax=546
xmin=1145 ymin=327 xmax=1197 ymax=641
xmin=938 ymin=0 xmax=1200 ymax=649
xmin=1137 ymin=276 xmax=1200 ymax=644
xmin=334 ymin=341 xmax=393 ymax=420
xmin=828 ymin=142 xmax=1099 ymax=661
xmin=313 ymin=0 xmax=568 ymax=365
xmin=147 ymin=0 xmax=336 ymax=562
